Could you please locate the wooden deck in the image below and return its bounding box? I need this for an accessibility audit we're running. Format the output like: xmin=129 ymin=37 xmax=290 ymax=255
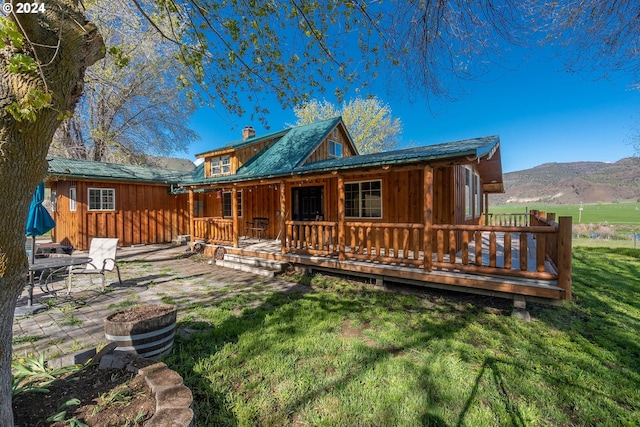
xmin=209 ymin=233 xmax=566 ymax=302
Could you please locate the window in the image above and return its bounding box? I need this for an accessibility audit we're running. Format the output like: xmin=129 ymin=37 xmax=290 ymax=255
xmin=69 ymin=187 xmax=76 ymax=211
xmin=345 ymin=180 xmax=382 ymax=218
xmin=211 ymin=157 xmax=220 ymax=176
xmin=222 ymin=190 xmax=243 ymax=218
xmin=465 ymin=168 xmax=472 ymax=218
xmin=329 ymin=140 xmax=342 ymax=158
xmin=332 ymin=128 xmax=339 ymax=139
xmin=88 ymin=188 xmax=115 ymax=211
xmin=474 ymin=174 xmax=481 ymax=217
xmin=221 ymin=155 xmax=231 ymax=174
xmin=211 ymin=156 xmax=232 ymax=176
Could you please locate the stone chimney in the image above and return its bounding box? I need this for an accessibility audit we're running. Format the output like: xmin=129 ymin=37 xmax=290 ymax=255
xmin=242 ymin=126 xmax=256 ymax=140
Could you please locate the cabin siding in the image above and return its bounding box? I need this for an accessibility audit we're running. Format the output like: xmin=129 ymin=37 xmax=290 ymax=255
xmin=304 ymin=129 xmax=357 ymax=165
xmin=50 ymin=180 xmax=190 ymax=250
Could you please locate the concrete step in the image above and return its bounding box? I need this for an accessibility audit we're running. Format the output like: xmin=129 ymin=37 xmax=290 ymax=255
xmin=215 ymin=254 xmax=286 ymax=278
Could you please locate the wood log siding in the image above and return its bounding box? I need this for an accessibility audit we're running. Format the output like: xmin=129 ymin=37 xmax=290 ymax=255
xmin=193 ymin=218 xmax=233 ymax=243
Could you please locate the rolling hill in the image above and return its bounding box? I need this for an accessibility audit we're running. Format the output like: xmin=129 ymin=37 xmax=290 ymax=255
xmin=493 ymin=157 xmax=640 ymax=205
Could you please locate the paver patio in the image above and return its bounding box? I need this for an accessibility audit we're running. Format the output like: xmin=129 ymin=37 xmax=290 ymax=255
xmin=12 ymin=243 xmax=298 ymax=360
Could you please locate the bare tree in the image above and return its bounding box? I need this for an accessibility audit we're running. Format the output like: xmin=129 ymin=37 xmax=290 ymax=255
xmin=50 ymin=0 xmax=198 ymax=164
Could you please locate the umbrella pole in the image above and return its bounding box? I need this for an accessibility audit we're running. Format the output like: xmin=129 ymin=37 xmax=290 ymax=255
xmin=28 ymin=235 xmax=36 ymax=306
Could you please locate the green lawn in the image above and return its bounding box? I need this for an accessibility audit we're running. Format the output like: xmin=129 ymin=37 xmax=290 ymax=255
xmin=489 ymin=202 xmax=640 ymax=226
xmin=167 ymin=247 xmax=640 ymax=426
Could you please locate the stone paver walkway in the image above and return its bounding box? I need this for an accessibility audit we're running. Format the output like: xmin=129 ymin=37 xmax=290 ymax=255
xmin=12 ymin=243 xmax=295 ymax=360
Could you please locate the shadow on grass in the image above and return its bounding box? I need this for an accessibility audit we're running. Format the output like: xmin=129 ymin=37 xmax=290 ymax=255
xmin=165 ymin=274 xmax=511 ymax=426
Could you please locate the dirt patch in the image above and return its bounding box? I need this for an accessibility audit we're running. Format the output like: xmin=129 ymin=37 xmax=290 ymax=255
xmin=13 ymin=363 xmax=155 ymax=426
xmin=107 ymin=303 xmax=175 ymax=323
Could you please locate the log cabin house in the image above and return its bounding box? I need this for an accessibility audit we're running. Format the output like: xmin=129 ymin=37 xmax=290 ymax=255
xmin=46 ymin=157 xmax=192 ymax=250
xmin=182 ymin=117 xmax=572 ymax=302
xmin=45 ymin=117 xmax=572 ymax=302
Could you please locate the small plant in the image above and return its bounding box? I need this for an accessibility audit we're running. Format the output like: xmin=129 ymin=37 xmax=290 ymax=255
xmin=11 ymin=353 xmax=82 ymax=398
xmin=60 ymin=313 xmax=83 ymax=327
xmin=46 ymin=398 xmax=87 ymax=426
xmin=92 ymin=383 xmax=141 ymax=415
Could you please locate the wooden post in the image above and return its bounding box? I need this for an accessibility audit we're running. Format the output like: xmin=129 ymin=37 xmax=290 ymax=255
xmin=337 ymin=175 xmax=346 ymax=261
xmin=188 ymin=188 xmax=195 ymax=250
xmin=484 ymin=193 xmax=489 ymax=226
xmin=280 ymin=181 xmax=286 ymax=254
xmin=231 ymin=187 xmax=239 ymax=248
xmin=423 ymin=165 xmax=433 ymax=271
xmin=557 ymin=216 xmax=573 ymax=300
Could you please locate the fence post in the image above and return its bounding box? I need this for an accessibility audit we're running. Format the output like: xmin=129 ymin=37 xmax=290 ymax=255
xmin=557 ymin=216 xmax=573 ymax=301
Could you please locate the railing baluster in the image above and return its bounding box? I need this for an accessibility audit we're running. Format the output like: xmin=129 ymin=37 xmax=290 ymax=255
xmin=462 ymin=231 xmax=469 ymax=265
xmin=437 ymin=230 xmax=444 ymax=263
xmin=448 ymin=230 xmax=456 ymax=264
xmin=519 ymin=232 xmax=528 ymax=271
xmin=366 ymin=227 xmax=372 ymax=257
xmin=474 ymin=231 xmax=482 ymax=266
xmin=489 ymin=231 xmax=497 ymax=267
xmin=393 ymin=228 xmax=400 ymax=259
xmin=536 ymin=233 xmax=546 ymax=272
xmin=504 ymin=232 xmax=512 ymax=269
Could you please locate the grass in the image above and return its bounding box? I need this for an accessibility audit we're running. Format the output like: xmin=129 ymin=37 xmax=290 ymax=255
xmin=165 ymin=247 xmax=640 ymax=426
xmin=490 ymin=202 xmax=640 ymax=226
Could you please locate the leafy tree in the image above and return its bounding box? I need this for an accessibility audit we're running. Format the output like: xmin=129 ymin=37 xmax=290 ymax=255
xmin=50 ymin=0 xmax=198 ymax=164
xmin=2 ymin=1 xmax=639 ymax=424
xmin=293 ymin=97 xmax=402 ymax=154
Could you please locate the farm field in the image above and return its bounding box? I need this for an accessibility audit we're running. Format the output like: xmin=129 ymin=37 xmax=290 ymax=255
xmin=489 ymin=202 xmax=640 ymax=225
xmin=489 ymin=202 xmax=640 ymax=249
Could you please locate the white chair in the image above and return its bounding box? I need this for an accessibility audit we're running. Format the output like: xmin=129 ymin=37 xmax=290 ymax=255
xmin=69 ymin=238 xmax=122 ymax=293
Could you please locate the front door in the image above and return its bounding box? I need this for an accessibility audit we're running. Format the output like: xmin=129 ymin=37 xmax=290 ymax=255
xmin=292 ymin=186 xmax=324 ymax=221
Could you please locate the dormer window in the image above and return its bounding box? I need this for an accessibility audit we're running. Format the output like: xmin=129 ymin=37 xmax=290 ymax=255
xmin=211 ymin=158 xmax=220 ymax=176
xmin=210 ymin=155 xmax=232 ymax=176
xmin=329 ymin=140 xmax=342 ymax=158
xmin=221 ymin=155 xmax=231 ymax=174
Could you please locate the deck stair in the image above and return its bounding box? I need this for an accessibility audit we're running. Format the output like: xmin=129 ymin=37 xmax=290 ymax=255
xmin=215 ymin=253 xmax=286 ymax=278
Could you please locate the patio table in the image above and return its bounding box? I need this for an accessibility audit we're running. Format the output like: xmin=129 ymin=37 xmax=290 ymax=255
xmin=28 ymin=256 xmax=92 ymax=296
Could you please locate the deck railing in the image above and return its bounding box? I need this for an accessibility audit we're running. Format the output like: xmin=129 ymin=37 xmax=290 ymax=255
xmin=484 ymin=212 xmax=530 ymax=226
xmin=344 ymin=222 xmax=424 ymax=266
xmin=193 ymin=217 xmax=233 ymax=243
xmin=285 ymin=221 xmax=338 ymax=255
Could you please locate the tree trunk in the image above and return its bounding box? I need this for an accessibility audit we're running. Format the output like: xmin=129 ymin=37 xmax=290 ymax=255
xmin=0 ymin=1 xmax=103 ymax=424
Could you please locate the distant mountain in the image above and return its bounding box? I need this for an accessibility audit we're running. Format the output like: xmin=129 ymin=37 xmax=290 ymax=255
xmin=147 ymin=155 xmax=195 ymax=172
xmin=493 ymin=157 xmax=640 ymax=205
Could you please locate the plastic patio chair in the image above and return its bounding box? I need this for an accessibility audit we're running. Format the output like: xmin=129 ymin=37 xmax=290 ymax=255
xmin=69 ymin=238 xmax=122 ymax=293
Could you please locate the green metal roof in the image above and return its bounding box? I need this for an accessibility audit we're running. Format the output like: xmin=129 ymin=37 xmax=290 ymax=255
xmin=184 ymin=134 xmax=500 ymax=185
xmin=47 ymin=156 xmax=192 ymax=184
xmin=194 ymin=127 xmax=289 ymax=157
xmin=294 ymin=135 xmax=501 ymax=175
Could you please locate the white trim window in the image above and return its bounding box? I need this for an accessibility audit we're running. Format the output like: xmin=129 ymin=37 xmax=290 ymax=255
xmin=329 ymin=140 xmax=342 ymax=158
xmin=69 ymin=186 xmax=76 ymax=212
xmin=345 ymin=180 xmax=382 ymax=218
xmin=211 ymin=157 xmax=221 ymax=176
xmin=465 ymin=168 xmax=472 ymax=218
xmin=221 ymin=155 xmax=231 ymax=174
xmin=88 ymin=188 xmax=115 ymax=211
xmin=474 ymin=174 xmax=482 ymax=217
xmin=222 ymin=190 xmax=243 ymax=218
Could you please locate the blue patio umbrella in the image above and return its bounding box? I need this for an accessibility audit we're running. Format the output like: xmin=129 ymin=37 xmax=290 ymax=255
xmin=24 ymin=182 xmax=55 ymax=306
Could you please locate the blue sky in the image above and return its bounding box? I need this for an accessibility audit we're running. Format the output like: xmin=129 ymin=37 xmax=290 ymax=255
xmin=185 ymin=45 xmax=639 ymax=174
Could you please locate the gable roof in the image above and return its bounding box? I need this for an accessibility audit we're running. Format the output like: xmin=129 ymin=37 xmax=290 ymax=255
xmin=195 ymin=127 xmax=290 ymax=158
xmin=184 ymin=134 xmax=502 ymax=187
xmin=46 ymin=156 xmax=192 ymax=184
